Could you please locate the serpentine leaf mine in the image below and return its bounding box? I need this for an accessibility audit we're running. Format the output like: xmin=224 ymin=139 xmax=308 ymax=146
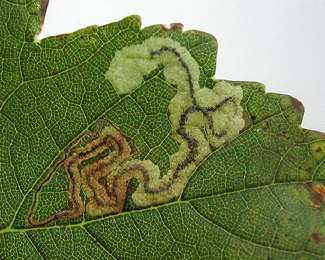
xmin=28 ymin=37 xmax=245 ymax=227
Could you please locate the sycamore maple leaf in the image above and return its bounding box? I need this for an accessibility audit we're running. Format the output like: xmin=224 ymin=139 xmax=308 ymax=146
xmin=0 ymin=1 xmax=325 ymax=259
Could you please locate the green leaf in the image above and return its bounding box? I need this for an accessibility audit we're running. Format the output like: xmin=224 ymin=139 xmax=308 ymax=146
xmin=1 ymin=1 xmax=325 ymax=259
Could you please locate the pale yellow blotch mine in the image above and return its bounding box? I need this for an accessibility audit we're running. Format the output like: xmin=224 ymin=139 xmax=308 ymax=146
xmin=106 ymin=37 xmax=200 ymax=94
xmin=104 ymin=37 xmax=245 ymax=208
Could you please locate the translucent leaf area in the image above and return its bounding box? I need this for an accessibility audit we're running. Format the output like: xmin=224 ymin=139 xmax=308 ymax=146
xmin=0 ymin=1 xmax=325 ymax=259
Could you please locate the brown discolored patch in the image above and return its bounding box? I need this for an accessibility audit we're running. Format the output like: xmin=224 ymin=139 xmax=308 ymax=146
xmin=316 ymin=146 xmax=322 ymax=153
xmin=52 ymin=71 xmax=59 ymax=76
xmin=40 ymin=0 xmax=50 ymax=19
xmin=27 ymin=121 xmax=135 ymax=227
xmin=313 ymin=233 xmax=325 ymax=244
xmin=306 ymin=182 xmax=325 ymax=208
xmin=288 ymin=96 xmax=304 ymax=114
xmin=251 ymin=115 xmax=256 ymax=121
xmin=161 ymin=23 xmax=183 ymax=32
xmin=36 ymin=0 xmax=50 ymax=35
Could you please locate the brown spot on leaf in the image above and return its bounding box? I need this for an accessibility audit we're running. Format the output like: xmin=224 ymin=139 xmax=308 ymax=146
xmin=251 ymin=115 xmax=256 ymax=121
xmin=52 ymin=71 xmax=59 ymax=76
xmin=307 ymin=167 xmax=312 ymax=172
xmin=313 ymin=233 xmax=325 ymax=244
xmin=306 ymin=182 xmax=325 ymax=208
xmin=311 ymin=141 xmax=325 ymax=159
xmin=316 ymin=146 xmax=322 ymax=153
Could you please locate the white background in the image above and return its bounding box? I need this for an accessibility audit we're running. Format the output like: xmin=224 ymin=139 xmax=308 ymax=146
xmin=39 ymin=0 xmax=325 ymax=133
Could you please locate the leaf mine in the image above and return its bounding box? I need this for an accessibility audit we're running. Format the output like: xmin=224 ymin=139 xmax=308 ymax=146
xmin=28 ymin=37 xmax=245 ymax=226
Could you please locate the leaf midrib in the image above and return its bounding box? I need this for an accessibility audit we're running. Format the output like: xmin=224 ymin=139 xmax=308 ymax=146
xmin=0 ymin=181 xmax=315 ymax=235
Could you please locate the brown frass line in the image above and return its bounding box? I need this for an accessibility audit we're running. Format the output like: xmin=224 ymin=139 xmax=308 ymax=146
xmin=150 ymin=46 xmax=235 ymax=181
xmin=27 ymin=128 xmax=99 ymax=227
